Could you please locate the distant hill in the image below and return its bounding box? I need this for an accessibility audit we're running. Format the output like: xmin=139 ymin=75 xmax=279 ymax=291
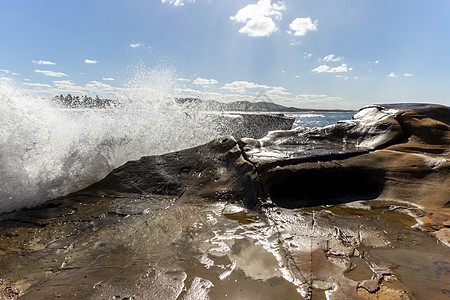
xmin=51 ymin=94 xmax=355 ymax=112
xmin=175 ymin=98 xmax=356 ymax=113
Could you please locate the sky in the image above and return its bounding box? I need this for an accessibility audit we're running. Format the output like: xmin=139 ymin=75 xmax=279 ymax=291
xmin=1 ymin=0 xmax=449 ymax=109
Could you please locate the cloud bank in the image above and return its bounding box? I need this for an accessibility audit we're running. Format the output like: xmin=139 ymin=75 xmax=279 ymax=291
xmin=32 ymin=60 xmax=56 ymax=65
xmin=230 ymin=0 xmax=286 ymax=37
xmin=193 ymin=78 xmax=218 ymax=85
xmin=288 ymin=17 xmax=317 ymax=36
xmin=312 ymin=64 xmax=352 ymax=73
xmin=35 ymin=70 xmax=68 ymax=77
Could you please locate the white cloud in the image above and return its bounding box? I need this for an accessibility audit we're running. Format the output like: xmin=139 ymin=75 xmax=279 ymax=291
xmin=176 ymin=82 xmax=350 ymax=109
xmin=388 ymin=72 xmax=414 ymax=78
xmin=231 ymin=0 xmax=285 ymax=23
xmin=175 ymin=86 xmax=291 ymax=105
xmin=193 ymin=78 xmax=218 ymax=85
xmin=266 ymin=87 xmax=290 ymax=96
xmin=369 ymin=60 xmax=380 ymax=64
xmin=84 ymin=59 xmax=98 ymax=64
xmin=161 ymin=0 xmax=194 ymax=6
xmin=322 ymin=54 xmax=342 ymax=62
xmin=329 ymin=64 xmax=352 ymax=72
xmin=102 ymin=77 xmax=115 ymax=81
xmin=220 ymin=81 xmax=287 ymax=97
xmin=295 ymin=94 xmax=343 ymax=108
xmin=312 ymin=65 xmax=330 ymax=73
xmin=388 ymin=72 xmax=398 ymax=78
xmin=220 ymin=80 xmax=272 ymax=93
xmin=0 ymin=77 xmax=13 ymax=82
xmin=53 ymin=80 xmax=75 ymax=87
xmin=23 ymin=82 xmax=52 ymax=88
xmin=85 ymin=81 xmax=113 ymax=89
xmin=0 ymin=69 xmax=19 ymax=76
xmin=129 ymin=43 xmax=141 ymax=48
xmin=35 ymin=69 xmax=68 ymax=77
xmin=288 ymin=17 xmax=318 ymax=36
xmin=53 ymin=80 xmax=85 ymax=93
xmin=230 ymin=0 xmax=286 ymax=37
xmin=32 ymin=60 xmax=56 ymax=65
xmin=312 ymin=64 xmax=352 ymax=73
xmin=24 ymin=78 xmax=31 ymax=81
xmin=239 ymin=15 xmax=278 ymax=37
xmin=304 ymin=52 xmax=313 ymax=59
xmin=177 ymin=77 xmax=190 ymax=82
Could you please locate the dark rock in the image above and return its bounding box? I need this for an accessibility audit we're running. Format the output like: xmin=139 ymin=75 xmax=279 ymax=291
xmin=262 ymin=162 xmax=386 ymax=208
xmin=78 ymin=136 xmax=265 ymax=209
xmin=1 ymin=103 xmax=449 ymax=300
xmin=236 ymin=104 xmax=449 ymax=209
xmin=74 ymin=103 xmax=449 ymax=213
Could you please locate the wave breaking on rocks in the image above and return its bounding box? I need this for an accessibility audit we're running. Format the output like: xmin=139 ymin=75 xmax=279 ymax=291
xmin=1 ymin=103 xmax=449 ymax=299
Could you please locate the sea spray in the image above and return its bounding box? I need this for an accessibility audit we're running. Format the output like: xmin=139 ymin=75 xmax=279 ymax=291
xmin=0 ymin=68 xmax=222 ymax=213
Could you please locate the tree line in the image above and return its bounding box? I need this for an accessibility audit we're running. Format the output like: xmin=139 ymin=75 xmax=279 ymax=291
xmin=52 ymin=94 xmax=117 ymax=108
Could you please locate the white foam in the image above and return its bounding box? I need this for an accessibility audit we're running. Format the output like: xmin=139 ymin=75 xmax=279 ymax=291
xmin=0 ymin=69 xmax=224 ymax=213
xmin=294 ymin=114 xmax=325 ymax=118
xmin=422 ymin=155 xmax=447 ymax=169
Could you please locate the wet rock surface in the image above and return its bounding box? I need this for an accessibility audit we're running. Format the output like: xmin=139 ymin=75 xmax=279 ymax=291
xmin=81 ymin=136 xmax=265 ymax=209
xmin=243 ymin=104 xmax=450 ymax=239
xmin=1 ymin=198 xmax=449 ymax=299
xmin=1 ymin=103 xmax=449 ymax=299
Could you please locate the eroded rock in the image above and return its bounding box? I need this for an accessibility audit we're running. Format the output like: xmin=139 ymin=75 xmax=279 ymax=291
xmin=78 ymin=136 xmax=265 ymax=209
xmin=243 ymin=104 xmax=449 ymax=212
xmin=1 ymin=103 xmax=449 ymax=299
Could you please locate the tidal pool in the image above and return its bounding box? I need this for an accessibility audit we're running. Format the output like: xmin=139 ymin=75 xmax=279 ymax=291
xmin=0 ymin=195 xmax=449 ymax=299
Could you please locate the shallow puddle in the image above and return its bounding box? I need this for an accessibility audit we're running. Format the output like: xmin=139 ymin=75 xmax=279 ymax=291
xmin=1 ymin=197 xmax=449 ymax=299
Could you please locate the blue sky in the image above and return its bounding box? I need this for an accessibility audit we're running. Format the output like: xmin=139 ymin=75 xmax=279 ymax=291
xmin=1 ymin=0 xmax=449 ymax=109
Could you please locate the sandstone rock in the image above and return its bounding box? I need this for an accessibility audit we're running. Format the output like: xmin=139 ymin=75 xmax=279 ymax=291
xmin=239 ymin=104 xmax=449 ymax=209
xmin=72 ymin=103 xmax=449 ymax=213
xmin=1 ymin=103 xmax=449 ymax=300
xmin=78 ymin=136 xmax=264 ymax=209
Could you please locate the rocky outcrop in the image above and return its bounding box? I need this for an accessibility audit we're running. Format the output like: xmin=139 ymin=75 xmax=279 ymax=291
xmin=67 ymin=103 xmax=449 ymax=247
xmin=80 ymin=103 xmax=449 ymax=210
xmin=1 ymin=103 xmax=449 ymax=299
xmin=81 ymin=136 xmax=265 ymax=208
xmin=76 ymin=103 xmax=449 ymax=241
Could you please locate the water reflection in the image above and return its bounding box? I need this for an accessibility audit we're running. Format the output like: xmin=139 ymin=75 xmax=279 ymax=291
xmin=0 ymin=197 xmax=449 ymax=299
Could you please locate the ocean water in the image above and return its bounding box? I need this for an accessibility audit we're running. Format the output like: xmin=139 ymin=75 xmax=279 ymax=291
xmin=0 ymin=70 xmax=223 ymax=213
xmin=0 ymin=73 xmax=355 ymax=213
xmin=286 ymin=112 xmax=355 ymax=129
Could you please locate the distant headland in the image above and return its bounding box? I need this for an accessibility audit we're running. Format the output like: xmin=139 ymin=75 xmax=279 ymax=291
xmin=51 ymin=94 xmax=356 ymax=112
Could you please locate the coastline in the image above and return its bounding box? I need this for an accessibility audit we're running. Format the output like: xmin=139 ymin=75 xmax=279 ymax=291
xmin=1 ymin=103 xmax=448 ymax=299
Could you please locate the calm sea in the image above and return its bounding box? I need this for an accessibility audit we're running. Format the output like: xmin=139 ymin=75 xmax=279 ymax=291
xmin=283 ymin=112 xmax=355 ymax=129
